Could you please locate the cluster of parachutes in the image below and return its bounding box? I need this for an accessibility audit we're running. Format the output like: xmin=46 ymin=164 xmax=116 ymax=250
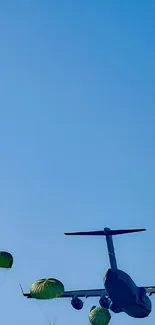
xmin=29 ymin=278 xmax=111 ymax=325
xmin=0 ymin=251 xmax=111 ymax=325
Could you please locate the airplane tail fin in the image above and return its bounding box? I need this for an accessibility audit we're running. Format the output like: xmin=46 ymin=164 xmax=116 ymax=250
xmin=64 ymin=228 xmax=146 ymax=236
xmin=65 ymin=228 xmax=146 ymax=270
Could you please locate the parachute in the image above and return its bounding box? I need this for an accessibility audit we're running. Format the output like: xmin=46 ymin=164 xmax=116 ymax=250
xmin=89 ymin=306 xmax=111 ymax=325
xmin=30 ymin=278 xmax=65 ymax=299
xmin=0 ymin=251 xmax=13 ymax=268
xmin=0 ymin=251 xmax=13 ymax=292
xmin=90 ymin=306 xmax=96 ymax=312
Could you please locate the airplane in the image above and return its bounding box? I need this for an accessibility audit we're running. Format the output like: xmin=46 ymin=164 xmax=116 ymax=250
xmin=21 ymin=227 xmax=155 ymax=319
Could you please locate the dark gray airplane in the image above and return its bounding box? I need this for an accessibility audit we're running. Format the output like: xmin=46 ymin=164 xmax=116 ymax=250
xmin=21 ymin=228 xmax=155 ymax=319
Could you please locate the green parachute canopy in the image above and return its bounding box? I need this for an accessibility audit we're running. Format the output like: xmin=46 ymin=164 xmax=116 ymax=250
xmin=90 ymin=306 xmax=96 ymax=312
xmin=0 ymin=251 xmax=13 ymax=268
xmin=89 ymin=307 xmax=111 ymax=325
xmin=30 ymin=278 xmax=65 ymax=299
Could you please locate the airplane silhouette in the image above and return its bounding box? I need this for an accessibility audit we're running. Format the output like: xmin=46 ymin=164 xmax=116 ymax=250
xmin=21 ymin=228 xmax=155 ymax=319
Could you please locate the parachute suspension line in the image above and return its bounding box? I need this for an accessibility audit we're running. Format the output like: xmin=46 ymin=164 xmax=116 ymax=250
xmin=34 ymin=300 xmax=56 ymax=325
xmin=0 ymin=269 xmax=9 ymax=290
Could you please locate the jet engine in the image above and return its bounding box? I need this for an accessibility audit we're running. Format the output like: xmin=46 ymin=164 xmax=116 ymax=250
xmin=71 ymin=296 xmax=83 ymax=310
xmin=99 ymin=295 xmax=110 ymax=309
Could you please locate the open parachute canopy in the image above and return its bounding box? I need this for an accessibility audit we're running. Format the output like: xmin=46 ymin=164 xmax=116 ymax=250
xmin=89 ymin=306 xmax=111 ymax=325
xmin=30 ymin=278 xmax=65 ymax=299
xmin=0 ymin=251 xmax=13 ymax=268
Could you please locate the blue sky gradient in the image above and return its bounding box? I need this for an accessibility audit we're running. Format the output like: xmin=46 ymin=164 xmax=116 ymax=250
xmin=0 ymin=1 xmax=154 ymax=325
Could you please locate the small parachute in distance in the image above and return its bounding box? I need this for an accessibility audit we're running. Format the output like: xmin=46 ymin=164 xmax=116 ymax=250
xmin=0 ymin=251 xmax=13 ymax=268
xmin=30 ymin=278 xmax=65 ymax=299
xmin=89 ymin=306 xmax=111 ymax=325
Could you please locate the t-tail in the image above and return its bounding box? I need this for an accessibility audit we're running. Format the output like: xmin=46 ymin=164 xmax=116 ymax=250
xmin=64 ymin=227 xmax=146 ymax=270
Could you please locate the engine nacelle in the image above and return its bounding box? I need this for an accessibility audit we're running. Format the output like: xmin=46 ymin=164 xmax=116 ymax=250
xmin=71 ymin=296 xmax=83 ymax=310
xmin=99 ymin=295 xmax=110 ymax=309
xmin=109 ymin=302 xmax=122 ymax=313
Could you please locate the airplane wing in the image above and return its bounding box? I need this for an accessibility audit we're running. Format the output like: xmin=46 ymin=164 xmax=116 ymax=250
xmin=19 ymin=284 xmax=106 ymax=299
xmin=59 ymin=289 xmax=106 ymax=298
xmin=145 ymin=286 xmax=155 ymax=296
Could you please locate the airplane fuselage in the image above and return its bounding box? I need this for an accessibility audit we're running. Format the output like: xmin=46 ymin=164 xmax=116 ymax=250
xmin=104 ymin=269 xmax=152 ymax=318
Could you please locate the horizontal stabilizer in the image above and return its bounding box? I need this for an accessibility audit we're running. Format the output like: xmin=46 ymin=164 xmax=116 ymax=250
xmin=64 ymin=228 xmax=146 ymax=236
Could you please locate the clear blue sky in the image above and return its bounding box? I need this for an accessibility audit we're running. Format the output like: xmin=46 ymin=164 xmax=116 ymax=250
xmin=0 ymin=1 xmax=154 ymax=324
